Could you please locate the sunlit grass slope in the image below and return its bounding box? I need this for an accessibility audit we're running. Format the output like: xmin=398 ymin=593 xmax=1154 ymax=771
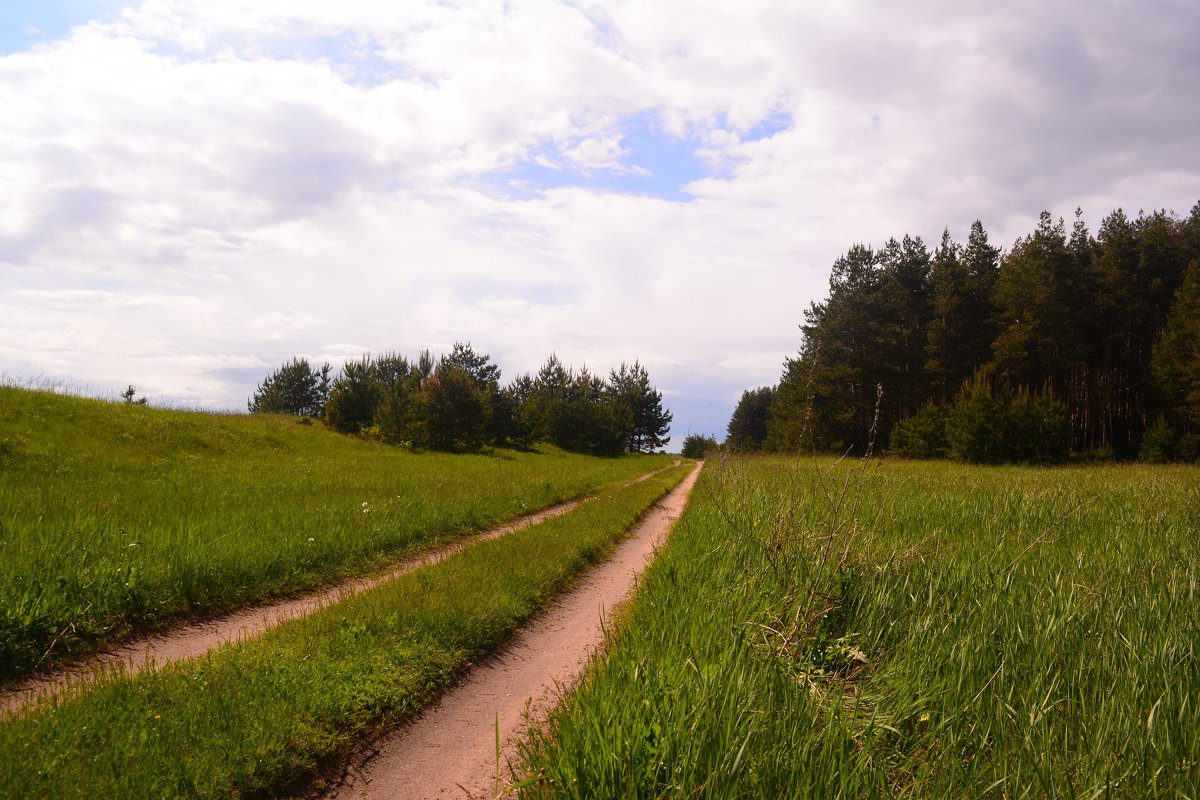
xmin=0 ymin=386 xmax=672 ymax=684
xmin=519 ymin=457 xmax=1200 ymax=798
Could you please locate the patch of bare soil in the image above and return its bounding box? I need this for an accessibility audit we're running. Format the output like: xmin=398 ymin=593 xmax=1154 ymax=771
xmin=2 ymin=476 xmax=663 ymax=717
xmin=324 ymin=461 xmax=702 ymax=800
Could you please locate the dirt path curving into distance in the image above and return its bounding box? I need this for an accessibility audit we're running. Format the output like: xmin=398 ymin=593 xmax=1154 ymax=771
xmin=325 ymin=461 xmax=702 ymax=800
xmin=2 ymin=470 xmax=665 ymax=717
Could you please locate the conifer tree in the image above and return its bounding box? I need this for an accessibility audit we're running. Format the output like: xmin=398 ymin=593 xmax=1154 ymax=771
xmin=726 ymin=386 xmax=775 ymax=452
xmin=608 ymin=361 xmax=672 ymax=453
xmin=1152 ymin=258 xmax=1200 ymax=432
xmin=248 ymin=357 xmax=331 ymax=417
xmin=323 ymin=357 xmax=380 ymax=434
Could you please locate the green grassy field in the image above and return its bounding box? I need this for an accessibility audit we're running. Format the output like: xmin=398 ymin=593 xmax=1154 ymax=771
xmin=0 ymin=386 xmax=673 ymax=684
xmin=0 ymin=463 xmax=693 ymax=799
xmin=518 ymin=456 xmax=1200 ymax=798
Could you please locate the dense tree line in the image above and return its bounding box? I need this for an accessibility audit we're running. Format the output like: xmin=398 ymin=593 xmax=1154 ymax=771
xmin=249 ymin=345 xmax=671 ymax=455
xmin=725 ymin=386 xmax=774 ymax=452
xmin=729 ymin=202 xmax=1200 ymax=462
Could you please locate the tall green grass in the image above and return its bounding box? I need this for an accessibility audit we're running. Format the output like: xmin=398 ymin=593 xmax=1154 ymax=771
xmin=0 ymin=386 xmax=672 ymax=684
xmin=518 ymin=457 xmax=1200 ymax=798
xmin=0 ymin=464 xmax=693 ymax=799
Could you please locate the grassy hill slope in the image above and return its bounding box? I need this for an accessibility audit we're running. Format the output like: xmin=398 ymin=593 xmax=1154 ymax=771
xmin=0 ymin=386 xmax=670 ymax=684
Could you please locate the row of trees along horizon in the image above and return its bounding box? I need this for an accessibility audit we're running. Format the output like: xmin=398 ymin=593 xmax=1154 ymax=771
xmin=726 ymin=202 xmax=1200 ymax=463
xmin=249 ymin=343 xmax=672 ymax=456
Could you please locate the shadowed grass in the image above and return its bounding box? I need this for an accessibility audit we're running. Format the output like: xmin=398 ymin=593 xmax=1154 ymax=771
xmin=0 ymin=386 xmax=673 ymax=685
xmin=0 ymin=464 xmax=694 ymax=799
xmin=517 ymin=457 xmax=1200 ymax=798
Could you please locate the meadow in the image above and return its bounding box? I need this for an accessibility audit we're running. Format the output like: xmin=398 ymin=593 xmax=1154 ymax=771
xmin=0 ymin=386 xmax=673 ymax=684
xmin=518 ymin=456 xmax=1200 ymax=798
xmin=0 ymin=462 xmax=693 ymax=798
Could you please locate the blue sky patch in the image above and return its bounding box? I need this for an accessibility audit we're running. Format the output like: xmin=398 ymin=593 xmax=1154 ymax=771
xmin=495 ymin=111 xmax=712 ymax=202
xmin=455 ymin=279 xmax=577 ymax=307
xmin=208 ymin=30 xmax=403 ymax=87
xmin=490 ymin=109 xmax=793 ymax=201
xmin=0 ymin=1 xmax=122 ymax=55
xmin=744 ymin=112 xmax=792 ymax=142
xmin=136 ymin=26 xmax=402 ymax=87
xmin=0 ymin=4 xmax=399 ymax=88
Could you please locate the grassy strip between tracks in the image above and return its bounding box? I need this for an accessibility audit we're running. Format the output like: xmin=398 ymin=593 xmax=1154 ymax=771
xmin=517 ymin=457 xmax=1199 ymax=799
xmin=0 ymin=462 xmax=693 ymax=799
xmin=0 ymin=385 xmax=673 ymax=684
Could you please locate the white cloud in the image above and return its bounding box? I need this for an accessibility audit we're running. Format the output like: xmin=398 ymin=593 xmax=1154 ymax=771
xmin=2 ymin=0 xmax=1199 ymax=440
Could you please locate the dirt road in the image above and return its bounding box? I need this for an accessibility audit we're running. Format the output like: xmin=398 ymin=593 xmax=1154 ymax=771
xmin=2 ymin=491 xmax=609 ymax=716
xmin=325 ymin=461 xmax=702 ymax=800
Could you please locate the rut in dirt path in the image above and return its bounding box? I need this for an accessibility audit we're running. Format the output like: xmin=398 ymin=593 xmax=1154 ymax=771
xmin=2 ymin=470 xmax=663 ymax=717
xmin=325 ymin=461 xmax=703 ymax=800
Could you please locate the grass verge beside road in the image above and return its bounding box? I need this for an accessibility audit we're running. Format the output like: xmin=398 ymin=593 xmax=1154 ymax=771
xmin=0 ymin=463 xmax=693 ymax=799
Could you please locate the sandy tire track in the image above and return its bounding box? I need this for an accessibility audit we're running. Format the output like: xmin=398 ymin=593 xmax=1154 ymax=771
xmin=324 ymin=461 xmax=702 ymax=800
xmin=2 ymin=470 xmax=664 ymax=717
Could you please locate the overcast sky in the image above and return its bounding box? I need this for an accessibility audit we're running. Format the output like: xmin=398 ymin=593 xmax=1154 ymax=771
xmin=3 ymin=1 xmax=1198 ymax=445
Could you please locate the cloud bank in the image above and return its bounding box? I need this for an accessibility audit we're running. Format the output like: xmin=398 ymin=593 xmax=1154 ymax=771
xmin=3 ymin=0 xmax=1198 ymax=442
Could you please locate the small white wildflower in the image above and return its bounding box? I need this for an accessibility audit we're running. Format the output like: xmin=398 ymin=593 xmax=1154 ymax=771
xmin=361 ymin=502 xmax=371 ymax=515
xmin=307 ymin=537 xmax=315 ymax=542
